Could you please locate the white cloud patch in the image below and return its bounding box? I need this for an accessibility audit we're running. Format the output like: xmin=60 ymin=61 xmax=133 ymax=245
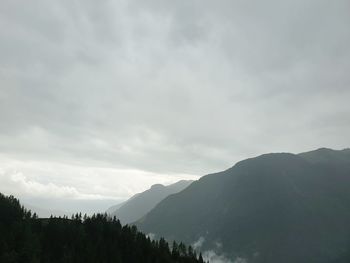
xmin=0 ymin=170 xmax=84 ymax=199
xmin=0 ymin=156 xmax=197 ymax=213
xmin=191 ymin=237 xmax=246 ymax=263
xmin=146 ymin=233 xmax=156 ymax=241
xmin=202 ymin=250 xmax=248 ymax=263
xmin=202 ymin=250 xmax=233 ymax=263
xmin=192 ymin=236 xmax=205 ymax=250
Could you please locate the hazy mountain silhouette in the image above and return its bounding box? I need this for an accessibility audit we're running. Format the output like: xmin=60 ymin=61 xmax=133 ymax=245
xmin=137 ymin=148 xmax=350 ymax=263
xmin=105 ymin=201 xmax=127 ymax=215
xmin=23 ymin=203 xmax=69 ymax=218
xmin=107 ymin=180 xmax=193 ymax=224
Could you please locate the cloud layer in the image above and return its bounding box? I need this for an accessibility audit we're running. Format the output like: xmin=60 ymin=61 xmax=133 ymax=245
xmin=1 ymin=0 xmax=349 ymax=206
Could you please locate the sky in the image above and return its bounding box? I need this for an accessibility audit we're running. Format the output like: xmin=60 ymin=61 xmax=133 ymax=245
xmin=1 ymin=0 xmax=349 ymax=214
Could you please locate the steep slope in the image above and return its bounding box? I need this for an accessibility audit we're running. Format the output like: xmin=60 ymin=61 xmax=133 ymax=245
xmin=107 ymin=180 xmax=193 ymax=224
xmin=137 ymin=148 xmax=350 ymax=263
xmin=105 ymin=202 xmax=125 ymax=215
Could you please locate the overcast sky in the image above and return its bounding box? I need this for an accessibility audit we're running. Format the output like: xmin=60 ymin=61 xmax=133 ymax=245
xmin=1 ymin=0 xmax=349 ymax=213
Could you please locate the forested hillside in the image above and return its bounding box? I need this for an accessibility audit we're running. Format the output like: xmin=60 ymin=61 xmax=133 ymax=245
xmin=0 ymin=193 xmax=205 ymax=263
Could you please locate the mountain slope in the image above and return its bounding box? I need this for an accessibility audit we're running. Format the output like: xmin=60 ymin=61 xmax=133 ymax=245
xmin=105 ymin=201 xmax=127 ymax=214
xmin=137 ymin=148 xmax=350 ymax=263
xmin=107 ymin=180 xmax=193 ymax=224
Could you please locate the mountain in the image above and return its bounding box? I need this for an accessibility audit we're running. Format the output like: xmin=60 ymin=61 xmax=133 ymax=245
xmin=105 ymin=201 xmax=126 ymax=215
xmin=23 ymin=203 xmax=69 ymax=218
xmin=137 ymin=148 xmax=350 ymax=263
xmin=0 ymin=193 xmax=205 ymax=263
xmin=107 ymin=180 xmax=193 ymax=224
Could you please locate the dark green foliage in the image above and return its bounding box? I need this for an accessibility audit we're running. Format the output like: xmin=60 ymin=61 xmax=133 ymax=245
xmin=137 ymin=148 xmax=350 ymax=263
xmin=0 ymin=193 xmax=205 ymax=263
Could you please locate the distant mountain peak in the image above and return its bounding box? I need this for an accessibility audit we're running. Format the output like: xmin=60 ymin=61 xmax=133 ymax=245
xmin=150 ymin=184 xmax=165 ymax=190
xmin=106 ymin=180 xmax=193 ymax=224
xmin=300 ymin=147 xmax=346 ymax=154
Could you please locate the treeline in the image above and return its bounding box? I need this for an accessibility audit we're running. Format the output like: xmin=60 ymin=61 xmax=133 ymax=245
xmin=0 ymin=193 xmax=206 ymax=263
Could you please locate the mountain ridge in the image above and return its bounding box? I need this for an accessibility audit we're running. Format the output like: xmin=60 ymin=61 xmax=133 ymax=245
xmin=107 ymin=180 xmax=193 ymax=224
xmin=137 ymin=148 xmax=350 ymax=263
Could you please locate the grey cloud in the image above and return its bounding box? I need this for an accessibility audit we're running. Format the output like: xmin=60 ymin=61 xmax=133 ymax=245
xmin=0 ymin=0 xmax=349 ymax=179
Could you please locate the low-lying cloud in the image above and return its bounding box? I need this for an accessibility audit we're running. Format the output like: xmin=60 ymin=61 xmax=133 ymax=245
xmin=1 ymin=170 xmax=85 ymax=199
xmin=192 ymin=236 xmax=205 ymax=250
xmin=0 ymin=157 xmax=196 ymax=213
xmin=192 ymin=236 xmax=246 ymax=263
